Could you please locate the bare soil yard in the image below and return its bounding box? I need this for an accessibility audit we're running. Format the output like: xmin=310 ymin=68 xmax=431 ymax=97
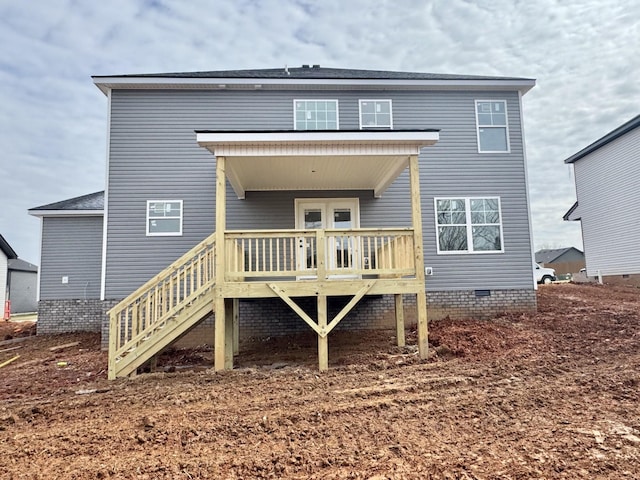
xmin=1 ymin=283 xmax=639 ymax=479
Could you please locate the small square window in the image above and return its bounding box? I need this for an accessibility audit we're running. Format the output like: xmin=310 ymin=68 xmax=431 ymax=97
xmin=147 ymin=200 xmax=183 ymax=236
xmin=293 ymin=100 xmax=339 ymax=130
xmin=359 ymin=100 xmax=393 ymax=129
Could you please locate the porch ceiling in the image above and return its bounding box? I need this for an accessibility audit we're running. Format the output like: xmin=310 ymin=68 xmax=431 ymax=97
xmin=196 ymin=130 xmax=439 ymax=198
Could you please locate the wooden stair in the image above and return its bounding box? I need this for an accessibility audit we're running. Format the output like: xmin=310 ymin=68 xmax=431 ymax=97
xmin=108 ymin=233 xmax=216 ymax=379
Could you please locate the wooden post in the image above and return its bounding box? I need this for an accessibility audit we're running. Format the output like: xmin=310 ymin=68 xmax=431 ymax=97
xmin=108 ymin=312 xmax=117 ymax=380
xmin=224 ymin=298 xmax=234 ymax=369
xmin=214 ymin=156 xmax=227 ymax=371
xmin=394 ymin=294 xmax=405 ymax=347
xmin=409 ymin=155 xmax=429 ymax=359
xmin=232 ymin=297 xmax=239 ymax=355
xmin=318 ymin=295 xmax=328 ymax=371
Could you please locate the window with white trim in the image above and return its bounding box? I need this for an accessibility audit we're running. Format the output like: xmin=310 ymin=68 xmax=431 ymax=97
xmin=435 ymin=197 xmax=503 ymax=253
xmin=147 ymin=200 xmax=183 ymax=236
xmin=359 ymin=99 xmax=392 ymax=129
xmin=475 ymin=100 xmax=509 ymax=152
xmin=294 ymin=100 xmax=338 ymax=130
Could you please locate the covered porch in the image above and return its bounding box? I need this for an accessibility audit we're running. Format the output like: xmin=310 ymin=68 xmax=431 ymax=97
xmin=198 ymin=129 xmax=439 ymax=372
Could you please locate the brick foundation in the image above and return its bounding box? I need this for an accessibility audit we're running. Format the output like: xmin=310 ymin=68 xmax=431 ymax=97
xmin=426 ymin=289 xmax=537 ymax=321
xmin=42 ymin=289 xmax=537 ymax=350
xmin=37 ymin=299 xmax=113 ymax=335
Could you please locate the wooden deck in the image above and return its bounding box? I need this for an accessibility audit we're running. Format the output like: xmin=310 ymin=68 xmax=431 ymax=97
xmin=108 ymin=227 xmax=427 ymax=379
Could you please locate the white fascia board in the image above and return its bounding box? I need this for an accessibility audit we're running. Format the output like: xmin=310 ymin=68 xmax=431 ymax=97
xmin=197 ymin=130 xmax=439 ymax=145
xmin=28 ymin=210 xmax=104 ymax=218
xmin=93 ymin=77 xmax=536 ymax=95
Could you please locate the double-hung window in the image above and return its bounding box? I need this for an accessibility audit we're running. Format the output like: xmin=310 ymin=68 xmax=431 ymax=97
xmin=147 ymin=200 xmax=183 ymax=236
xmin=294 ymin=100 xmax=338 ymax=130
xmin=435 ymin=197 xmax=503 ymax=253
xmin=359 ymin=99 xmax=392 ymax=129
xmin=475 ymin=100 xmax=509 ymax=152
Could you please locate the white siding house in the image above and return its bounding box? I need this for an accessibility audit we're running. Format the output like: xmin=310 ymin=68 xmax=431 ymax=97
xmin=564 ymin=115 xmax=640 ymax=282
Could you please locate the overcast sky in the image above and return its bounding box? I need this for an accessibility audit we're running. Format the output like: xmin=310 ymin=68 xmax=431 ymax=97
xmin=1 ymin=0 xmax=638 ymax=264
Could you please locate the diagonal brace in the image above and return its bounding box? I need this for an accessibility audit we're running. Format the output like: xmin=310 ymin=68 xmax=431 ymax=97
xmin=268 ymin=283 xmax=322 ymax=336
xmin=323 ymin=281 xmax=375 ymax=336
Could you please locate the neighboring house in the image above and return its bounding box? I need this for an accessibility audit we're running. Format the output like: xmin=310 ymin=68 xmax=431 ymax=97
xmin=7 ymin=258 xmax=38 ymax=314
xmin=31 ymin=66 xmax=537 ymax=378
xmin=564 ymin=114 xmax=640 ymax=285
xmin=535 ymin=247 xmax=585 ymax=276
xmin=0 ymin=234 xmax=18 ymax=318
xmin=28 ymin=191 xmax=104 ymax=331
xmin=0 ymin=234 xmax=37 ymax=317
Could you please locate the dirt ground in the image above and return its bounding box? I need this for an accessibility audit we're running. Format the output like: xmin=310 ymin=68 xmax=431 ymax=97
xmin=1 ymin=283 xmax=639 ymax=479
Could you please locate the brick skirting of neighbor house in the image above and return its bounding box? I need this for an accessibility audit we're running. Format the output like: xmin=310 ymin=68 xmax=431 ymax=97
xmin=37 ymin=299 xmax=114 ymax=335
xmin=54 ymin=290 xmax=536 ymax=350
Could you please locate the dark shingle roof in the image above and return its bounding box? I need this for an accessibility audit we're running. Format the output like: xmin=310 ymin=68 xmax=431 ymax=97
xmin=564 ymin=114 xmax=640 ymax=164
xmin=535 ymin=247 xmax=583 ymax=264
xmin=0 ymin=234 xmax=18 ymax=259
xmin=29 ymin=191 xmax=104 ymax=212
xmin=8 ymin=258 xmax=37 ymax=273
xmin=94 ymin=65 xmax=532 ymax=82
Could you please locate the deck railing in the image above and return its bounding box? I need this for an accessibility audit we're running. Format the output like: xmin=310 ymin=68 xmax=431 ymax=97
xmin=224 ymin=228 xmax=415 ymax=280
xmin=108 ymin=233 xmax=216 ymax=362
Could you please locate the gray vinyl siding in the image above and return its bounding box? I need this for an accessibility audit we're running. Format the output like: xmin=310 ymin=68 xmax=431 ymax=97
xmin=40 ymin=216 xmax=103 ymax=300
xmin=573 ymin=127 xmax=640 ymax=276
xmin=0 ymin=251 xmax=7 ymax=308
xmin=105 ymin=89 xmax=533 ymax=297
xmin=8 ymin=270 xmax=37 ymax=313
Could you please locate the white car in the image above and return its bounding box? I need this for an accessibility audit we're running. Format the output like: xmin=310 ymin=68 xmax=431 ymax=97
xmin=534 ymin=263 xmax=557 ymax=284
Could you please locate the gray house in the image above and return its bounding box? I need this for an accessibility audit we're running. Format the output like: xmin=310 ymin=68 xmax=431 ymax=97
xmin=564 ymin=114 xmax=640 ymax=285
xmin=7 ymin=259 xmax=38 ymax=314
xmin=30 ymin=66 xmax=537 ymax=378
xmin=0 ymin=234 xmax=38 ymax=317
xmin=29 ymin=191 xmax=104 ymax=330
xmin=534 ymin=247 xmax=585 ymax=276
xmin=1 ymin=234 xmax=18 ymax=318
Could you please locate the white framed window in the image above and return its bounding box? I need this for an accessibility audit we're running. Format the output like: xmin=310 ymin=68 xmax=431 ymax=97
xmin=475 ymin=100 xmax=510 ymax=153
xmin=359 ymin=99 xmax=393 ymax=129
xmin=435 ymin=197 xmax=504 ymax=254
xmin=294 ymin=99 xmax=339 ymax=130
xmin=146 ymin=200 xmax=183 ymax=236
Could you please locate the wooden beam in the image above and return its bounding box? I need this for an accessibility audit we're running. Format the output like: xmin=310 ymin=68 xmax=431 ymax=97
xmin=232 ymin=297 xmax=239 ymax=355
xmin=317 ymin=295 xmax=328 ymax=371
xmin=324 ymin=281 xmax=375 ymax=336
xmin=222 ymin=278 xmax=424 ymax=298
xmin=224 ymin=298 xmax=234 ymax=369
xmin=267 ymin=283 xmax=322 ymax=336
xmin=409 ymin=154 xmax=428 ymax=359
xmin=395 ymin=294 xmax=405 ymax=347
xmin=215 ymin=155 xmax=227 ymax=372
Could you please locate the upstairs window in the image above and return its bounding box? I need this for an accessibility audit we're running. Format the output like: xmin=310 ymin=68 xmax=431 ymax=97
xmin=435 ymin=197 xmax=503 ymax=254
xmin=294 ymin=100 xmax=338 ymax=130
xmin=359 ymin=99 xmax=393 ymax=129
xmin=475 ymin=100 xmax=509 ymax=152
xmin=147 ymin=200 xmax=183 ymax=236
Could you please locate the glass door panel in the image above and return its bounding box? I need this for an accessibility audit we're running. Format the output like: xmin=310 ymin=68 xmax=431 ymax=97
xmin=295 ymin=199 xmax=360 ymax=277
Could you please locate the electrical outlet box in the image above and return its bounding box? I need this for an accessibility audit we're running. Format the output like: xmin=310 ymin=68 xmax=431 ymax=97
xmin=61 ymin=276 xmax=69 ymax=284
xmin=425 ymin=267 xmax=433 ymax=276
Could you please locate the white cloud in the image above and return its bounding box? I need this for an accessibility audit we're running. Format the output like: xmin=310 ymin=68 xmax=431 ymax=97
xmin=0 ymin=0 xmax=638 ymax=263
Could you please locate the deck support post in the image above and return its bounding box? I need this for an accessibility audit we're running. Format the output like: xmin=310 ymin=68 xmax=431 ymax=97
xmin=394 ymin=294 xmax=405 ymax=347
xmin=224 ymin=298 xmax=234 ymax=368
xmin=318 ymin=295 xmax=328 ymax=371
xmin=232 ymin=298 xmax=239 ymax=356
xmin=409 ymin=154 xmax=429 ymax=359
xmin=214 ymin=155 xmax=228 ymax=372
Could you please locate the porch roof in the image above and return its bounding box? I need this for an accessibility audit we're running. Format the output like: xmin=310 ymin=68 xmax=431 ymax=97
xmin=196 ymin=129 xmax=439 ymax=198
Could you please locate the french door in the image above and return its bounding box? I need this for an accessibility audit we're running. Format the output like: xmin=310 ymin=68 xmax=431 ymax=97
xmin=295 ymin=198 xmax=360 ymax=276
